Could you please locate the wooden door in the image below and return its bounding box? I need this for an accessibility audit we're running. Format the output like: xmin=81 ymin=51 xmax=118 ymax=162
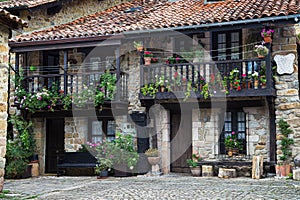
xmin=45 ymin=118 xmax=65 ymax=173
xmin=171 ymin=113 xmax=192 ymax=173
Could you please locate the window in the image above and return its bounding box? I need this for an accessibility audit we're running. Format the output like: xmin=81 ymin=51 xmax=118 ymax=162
xmin=212 ymin=30 xmax=242 ymax=61
xmin=220 ymin=111 xmax=246 ymax=154
xmin=90 ymin=119 xmax=116 ymax=143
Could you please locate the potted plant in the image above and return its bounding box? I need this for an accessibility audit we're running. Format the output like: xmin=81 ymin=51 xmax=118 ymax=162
xmin=228 ymin=68 xmax=240 ymax=90
xmin=260 ymin=75 xmax=267 ymax=88
xmin=224 ymin=131 xmax=242 ymax=156
xmin=155 ymin=75 xmax=168 ymax=92
xmin=145 ymin=148 xmax=159 ymax=165
xmin=140 ymin=83 xmax=158 ymax=98
xmin=252 ymin=71 xmax=259 ymax=89
xmin=144 ymin=51 xmax=153 ymax=65
xmin=276 ymin=119 xmax=294 ymax=177
xmin=95 ymin=157 xmax=112 ymax=178
xmin=133 ymin=41 xmax=143 ymax=51
xmin=187 ymin=154 xmax=202 ymax=176
xmin=254 ymin=45 xmax=269 ymax=58
xmin=261 ymin=28 xmax=274 ymax=43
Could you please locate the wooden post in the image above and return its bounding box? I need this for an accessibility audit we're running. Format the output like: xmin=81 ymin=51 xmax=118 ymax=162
xmin=115 ymin=47 xmax=121 ymax=101
xmin=252 ymin=155 xmax=263 ymax=179
xmin=63 ymin=50 xmax=68 ymax=96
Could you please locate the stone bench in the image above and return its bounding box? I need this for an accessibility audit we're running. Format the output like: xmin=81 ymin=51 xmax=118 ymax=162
xmin=198 ymin=160 xmax=275 ymax=177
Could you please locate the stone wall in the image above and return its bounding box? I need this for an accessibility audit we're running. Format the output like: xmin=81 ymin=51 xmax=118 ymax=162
xmin=20 ymin=0 xmax=130 ymax=32
xmin=192 ymin=108 xmax=221 ymax=158
xmin=32 ymin=118 xmax=45 ymax=174
xmin=0 ymin=26 xmax=10 ymax=191
xmin=273 ymin=24 xmax=300 ymax=162
xmin=192 ymin=105 xmax=270 ymax=161
xmin=64 ymin=117 xmax=87 ymax=152
xmin=243 ymin=106 xmax=269 ymax=159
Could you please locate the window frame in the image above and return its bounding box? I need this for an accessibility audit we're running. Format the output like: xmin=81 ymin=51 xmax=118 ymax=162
xmin=88 ymin=118 xmax=116 ymax=143
xmin=219 ymin=110 xmax=247 ymax=155
xmin=212 ymin=30 xmax=242 ymax=61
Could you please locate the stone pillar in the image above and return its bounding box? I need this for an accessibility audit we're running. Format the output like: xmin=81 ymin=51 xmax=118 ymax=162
xmin=32 ymin=118 xmax=45 ymax=174
xmin=274 ymin=25 xmax=300 ymax=161
xmin=156 ymin=108 xmax=170 ymax=174
xmin=0 ymin=26 xmax=10 ymax=191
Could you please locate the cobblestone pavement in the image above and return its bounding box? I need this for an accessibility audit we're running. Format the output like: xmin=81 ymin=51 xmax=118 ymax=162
xmin=3 ymin=174 xmax=300 ymax=200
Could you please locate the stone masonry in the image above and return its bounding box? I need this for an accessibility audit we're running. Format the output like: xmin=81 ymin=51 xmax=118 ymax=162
xmin=274 ymin=24 xmax=300 ymax=162
xmin=20 ymin=0 xmax=130 ymax=32
xmin=0 ymin=26 xmax=10 ymax=191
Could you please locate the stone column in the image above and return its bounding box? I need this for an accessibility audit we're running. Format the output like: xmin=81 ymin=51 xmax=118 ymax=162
xmin=273 ymin=25 xmax=300 ymax=161
xmin=0 ymin=26 xmax=10 ymax=191
xmin=156 ymin=107 xmax=170 ymax=174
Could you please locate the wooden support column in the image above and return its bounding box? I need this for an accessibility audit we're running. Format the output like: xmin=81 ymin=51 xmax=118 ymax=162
xmin=63 ymin=50 xmax=68 ymax=96
xmin=15 ymin=52 xmax=19 ymax=75
xmin=267 ymin=96 xmax=276 ymax=163
xmin=115 ymin=47 xmax=121 ymax=101
xmin=266 ymin=43 xmax=272 ymax=89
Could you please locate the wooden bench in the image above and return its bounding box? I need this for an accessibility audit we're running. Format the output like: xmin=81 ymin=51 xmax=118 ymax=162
xmin=57 ymin=152 xmax=97 ymax=176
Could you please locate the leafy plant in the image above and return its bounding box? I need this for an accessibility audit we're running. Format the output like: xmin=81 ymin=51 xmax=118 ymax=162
xmin=140 ymin=83 xmax=158 ymax=98
xmin=254 ymin=45 xmax=269 ymax=56
xmin=224 ymin=131 xmax=243 ymax=150
xmin=5 ymin=115 xmax=35 ymax=179
xmin=278 ymin=119 xmax=294 ymax=163
xmin=145 ymin=148 xmax=159 ymax=157
xmin=187 ymin=153 xmax=202 ymax=167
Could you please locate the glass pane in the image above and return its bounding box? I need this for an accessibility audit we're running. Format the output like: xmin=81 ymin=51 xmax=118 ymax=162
xmin=238 ymin=133 xmax=245 ymax=140
xmin=231 ymin=32 xmax=239 ymax=42
xmin=92 ymin=136 xmax=102 ymax=143
xmin=225 ymin=122 xmax=231 ymax=131
xmin=237 ymin=112 xmax=245 ymax=121
xmin=238 ymin=123 xmax=245 ymax=131
xmin=92 ymin=121 xmax=102 ymax=136
xmin=218 ymin=33 xmax=226 ymax=43
xmin=225 ymin=112 xmax=231 ymax=121
xmin=107 ymin=120 xmax=116 ymax=136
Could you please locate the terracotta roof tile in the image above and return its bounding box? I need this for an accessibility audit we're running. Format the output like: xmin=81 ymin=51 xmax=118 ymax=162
xmin=11 ymin=0 xmax=300 ymax=43
xmin=0 ymin=0 xmax=57 ymax=9
xmin=0 ymin=8 xmax=27 ymax=28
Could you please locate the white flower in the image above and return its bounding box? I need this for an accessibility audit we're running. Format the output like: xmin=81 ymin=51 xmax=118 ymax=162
xmin=129 ymin=166 xmax=134 ymax=170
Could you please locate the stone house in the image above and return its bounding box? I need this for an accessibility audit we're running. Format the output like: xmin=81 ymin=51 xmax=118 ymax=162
xmin=0 ymin=8 xmax=27 ymax=191
xmin=6 ymin=0 xmax=300 ymax=176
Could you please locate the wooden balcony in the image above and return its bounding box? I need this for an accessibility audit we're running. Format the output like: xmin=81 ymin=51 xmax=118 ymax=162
xmin=140 ymin=58 xmax=276 ymax=101
xmin=16 ymin=65 xmax=128 ymax=113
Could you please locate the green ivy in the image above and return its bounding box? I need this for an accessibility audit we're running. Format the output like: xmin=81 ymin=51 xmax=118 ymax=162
xmin=278 ymin=119 xmax=294 ymax=162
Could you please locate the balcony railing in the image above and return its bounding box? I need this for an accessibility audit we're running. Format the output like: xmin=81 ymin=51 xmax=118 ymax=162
xmin=140 ymin=58 xmax=275 ymax=100
xmin=20 ymin=65 xmax=128 ymax=102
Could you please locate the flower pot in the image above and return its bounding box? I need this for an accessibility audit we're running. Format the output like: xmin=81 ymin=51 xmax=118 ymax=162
xmin=257 ymin=54 xmax=265 ymax=58
xmin=261 ymin=83 xmax=266 ymax=89
xmin=227 ymin=149 xmax=233 ymax=157
xmin=144 ymin=57 xmax=151 ymax=66
xmin=264 ymin=36 xmax=272 ymax=43
xmin=190 ymin=167 xmax=201 ymax=176
xmin=248 ymin=81 xmax=252 ymax=89
xmin=254 ymin=80 xmax=259 ymax=89
xmin=97 ymin=170 xmax=109 ymax=179
xmin=280 ymin=165 xmax=287 ymax=177
xmin=285 ymin=164 xmax=291 ymax=176
xmin=275 ymin=165 xmax=281 ymax=177
xmin=137 ymin=46 xmax=144 ymax=52
xmin=159 ymin=86 xmax=166 ymax=92
xmin=147 ymin=157 xmax=160 ymax=165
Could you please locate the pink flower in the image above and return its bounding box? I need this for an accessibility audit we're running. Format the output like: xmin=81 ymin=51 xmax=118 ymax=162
xmin=174 ymin=71 xmax=179 ymax=78
xmin=242 ymin=74 xmax=246 ymax=78
xmin=232 ymin=131 xmax=235 ymax=135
